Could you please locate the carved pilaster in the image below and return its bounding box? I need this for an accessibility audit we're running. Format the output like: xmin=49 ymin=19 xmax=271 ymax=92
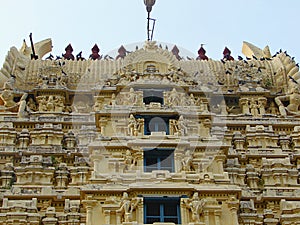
xmin=203 ymin=210 xmax=210 ymax=225
xmin=239 ymin=98 xmax=250 ymax=114
xmin=82 ymin=197 xmax=98 ymax=225
xmin=232 ymin=131 xmax=245 ymax=151
xmin=214 ymin=210 xmax=222 ymax=225
xmin=227 ymin=198 xmax=239 ymax=225
xmin=258 ymin=97 xmax=267 ymax=115
xmin=98 ymin=117 xmax=108 ymax=136
xmin=104 ymin=210 xmax=111 ymax=224
xmin=215 ymin=155 xmax=226 ymax=174
xmin=278 ymin=132 xmax=291 ymax=151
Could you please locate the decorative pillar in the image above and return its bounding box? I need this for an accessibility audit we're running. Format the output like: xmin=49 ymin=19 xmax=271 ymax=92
xmin=174 ymin=152 xmax=184 ymax=172
xmin=258 ymin=97 xmax=267 ymax=115
xmin=278 ymin=132 xmax=291 ymax=151
xmin=136 ymin=197 xmax=144 ymax=224
xmin=215 ymin=155 xmax=225 ymax=174
xmin=203 ymin=210 xmax=210 ymax=225
xmin=18 ymin=129 xmax=30 ymax=148
xmin=180 ymin=199 xmax=188 ymax=225
xmin=291 ymin=126 xmax=300 ymax=151
xmin=99 ymin=117 xmax=108 ymax=136
xmin=116 ymin=211 xmax=122 ymax=225
xmin=55 ymin=163 xmax=69 ymax=188
xmin=200 ymin=118 xmax=211 ymax=137
xmin=214 ymin=210 xmax=222 ymax=225
xmin=227 ymin=197 xmax=239 ymax=225
xmin=1 ymin=163 xmax=14 ymax=188
xmin=63 ymin=131 xmax=77 ymax=149
xmin=104 ymin=210 xmax=111 ymax=224
xmin=232 ymin=132 xmax=245 ymax=151
xmin=42 ymin=207 xmax=58 ymax=225
xmin=239 ymin=98 xmax=250 ymax=114
xmin=134 ymin=150 xmax=143 ymax=171
xmin=82 ymin=197 xmax=97 ymax=225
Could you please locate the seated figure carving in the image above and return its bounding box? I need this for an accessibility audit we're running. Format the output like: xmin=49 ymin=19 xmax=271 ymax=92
xmin=275 ymin=86 xmax=300 ymax=116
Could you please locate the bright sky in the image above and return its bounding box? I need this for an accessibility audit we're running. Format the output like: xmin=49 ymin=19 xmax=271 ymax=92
xmin=1 ymin=0 xmax=299 ymax=65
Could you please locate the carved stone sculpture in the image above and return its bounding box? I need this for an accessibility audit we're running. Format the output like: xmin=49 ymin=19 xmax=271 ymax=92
xmin=116 ymin=192 xmax=140 ymax=223
xmin=127 ymin=114 xmax=143 ymax=136
xmin=183 ymin=192 xmax=206 ymax=223
xmin=181 ymin=150 xmax=194 ymax=171
xmin=275 ymin=86 xmax=300 ymax=116
xmin=36 ymin=95 xmax=65 ymax=112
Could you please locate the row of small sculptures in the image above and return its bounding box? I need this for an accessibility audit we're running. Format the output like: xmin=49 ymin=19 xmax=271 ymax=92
xmin=1 ymin=77 xmax=300 ymax=117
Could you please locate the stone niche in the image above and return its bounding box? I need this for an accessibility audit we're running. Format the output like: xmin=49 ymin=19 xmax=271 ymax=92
xmin=30 ymin=123 xmax=64 ymax=146
xmin=0 ymin=198 xmax=40 ymax=224
xmin=15 ymin=155 xmax=55 ymax=186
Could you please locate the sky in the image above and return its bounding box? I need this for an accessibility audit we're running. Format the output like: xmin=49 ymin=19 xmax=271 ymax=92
xmin=0 ymin=0 xmax=300 ymax=65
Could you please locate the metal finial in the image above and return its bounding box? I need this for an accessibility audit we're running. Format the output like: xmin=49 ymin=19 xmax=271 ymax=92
xmin=143 ymin=0 xmax=157 ymax=41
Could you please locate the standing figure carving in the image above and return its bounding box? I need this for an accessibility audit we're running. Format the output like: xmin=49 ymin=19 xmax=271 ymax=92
xmin=127 ymin=114 xmax=143 ymax=136
xmin=183 ymin=192 xmax=206 ymax=223
xmin=117 ymin=192 xmax=140 ymax=223
xmin=177 ymin=115 xmax=188 ymax=136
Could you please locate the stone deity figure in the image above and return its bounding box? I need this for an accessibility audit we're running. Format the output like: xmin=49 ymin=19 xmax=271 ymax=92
xmin=27 ymin=98 xmax=37 ymax=111
xmin=169 ymin=119 xmax=177 ymax=135
xmin=17 ymin=93 xmax=28 ymax=118
xmin=240 ymin=98 xmax=250 ymax=114
xmin=117 ymin=192 xmax=140 ymax=223
xmin=118 ymin=192 xmax=131 ymax=222
xmin=0 ymin=76 xmax=17 ymax=108
xmin=38 ymin=96 xmax=47 ymax=111
xmin=249 ymin=98 xmax=258 ymax=116
xmin=267 ymin=101 xmax=278 ymax=115
xmin=257 ymin=98 xmax=266 ymax=115
xmin=124 ymin=150 xmax=136 ymax=170
xmin=168 ymin=88 xmax=180 ymax=106
xmin=46 ymin=96 xmax=55 ymax=111
xmin=0 ymin=90 xmax=16 ymax=108
xmin=128 ymin=114 xmax=138 ymax=136
xmin=219 ymin=99 xmax=228 ymax=115
xmin=177 ymin=115 xmax=188 ymax=136
xmin=184 ymin=192 xmax=206 ymax=223
xmin=181 ymin=150 xmax=194 ymax=171
xmin=54 ymin=96 xmax=65 ymax=112
xmin=189 ymin=93 xmax=196 ymax=106
xmin=127 ymin=88 xmax=137 ymax=105
xmin=275 ymin=86 xmax=300 ymax=116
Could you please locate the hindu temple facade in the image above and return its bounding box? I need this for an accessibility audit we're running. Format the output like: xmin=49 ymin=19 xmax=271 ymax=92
xmin=0 ymin=38 xmax=299 ymax=225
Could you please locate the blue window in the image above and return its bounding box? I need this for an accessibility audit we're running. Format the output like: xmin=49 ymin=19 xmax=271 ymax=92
xmin=144 ymin=197 xmax=181 ymax=224
xmin=144 ymin=148 xmax=174 ymax=172
xmin=143 ymin=116 xmax=170 ymax=135
xmin=142 ymin=115 xmax=178 ymax=135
